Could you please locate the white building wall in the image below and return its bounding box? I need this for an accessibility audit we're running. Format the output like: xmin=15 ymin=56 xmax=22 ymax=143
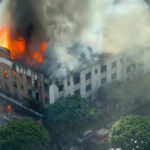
xmin=48 ymin=53 xmax=129 ymax=104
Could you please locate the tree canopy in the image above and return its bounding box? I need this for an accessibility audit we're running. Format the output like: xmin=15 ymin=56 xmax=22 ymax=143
xmin=44 ymin=96 xmax=100 ymax=143
xmin=0 ymin=119 xmax=50 ymax=150
xmin=111 ymin=116 xmax=150 ymax=150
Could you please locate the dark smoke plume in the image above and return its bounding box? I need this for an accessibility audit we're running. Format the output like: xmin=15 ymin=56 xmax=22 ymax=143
xmin=7 ymin=0 xmax=46 ymax=39
xmin=5 ymin=0 xmax=47 ymax=65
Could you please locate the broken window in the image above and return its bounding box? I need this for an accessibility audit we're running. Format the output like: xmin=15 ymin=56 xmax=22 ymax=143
xmin=86 ymin=84 xmax=92 ymax=92
xmin=86 ymin=72 xmax=91 ymax=80
xmin=112 ymin=61 xmax=117 ymax=69
xmin=3 ymin=70 xmax=8 ymax=78
xmin=74 ymin=73 xmax=80 ymax=85
xmin=101 ymin=65 xmax=107 ymax=73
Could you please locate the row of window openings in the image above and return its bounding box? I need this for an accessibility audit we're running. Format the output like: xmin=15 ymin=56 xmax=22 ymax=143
xmin=3 ymin=70 xmax=38 ymax=87
xmin=74 ymin=84 xmax=92 ymax=96
xmin=59 ymin=71 xmax=117 ymax=92
xmin=101 ymin=73 xmax=117 ymax=85
xmin=3 ymin=70 xmax=17 ymax=78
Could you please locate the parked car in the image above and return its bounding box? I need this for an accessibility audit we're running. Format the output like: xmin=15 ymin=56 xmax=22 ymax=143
xmin=76 ymin=129 xmax=93 ymax=143
xmin=93 ymin=128 xmax=110 ymax=144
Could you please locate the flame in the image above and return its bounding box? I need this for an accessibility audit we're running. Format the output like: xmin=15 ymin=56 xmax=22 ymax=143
xmin=0 ymin=26 xmax=47 ymax=64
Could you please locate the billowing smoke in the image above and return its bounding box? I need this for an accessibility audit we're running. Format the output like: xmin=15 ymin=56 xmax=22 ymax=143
xmin=1 ymin=0 xmax=48 ymax=65
xmin=44 ymin=0 xmax=150 ymax=78
xmin=103 ymin=0 xmax=150 ymax=53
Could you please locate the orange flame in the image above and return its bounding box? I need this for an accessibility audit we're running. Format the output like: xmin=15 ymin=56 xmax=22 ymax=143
xmin=0 ymin=26 xmax=47 ymax=64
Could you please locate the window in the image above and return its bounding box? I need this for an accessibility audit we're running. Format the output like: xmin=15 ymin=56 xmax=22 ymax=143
xmin=20 ymin=73 xmax=23 ymax=78
xmin=86 ymin=84 xmax=91 ymax=92
xmin=95 ymin=69 xmax=98 ymax=74
xmin=14 ymin=93 xmax=18 ymax=99
xmin=5 ymin=83 xmax=9 ymax=90
xmin=75 ymin=89 xmax=80 ymax=95
xmin=27 ymin=76 xmax=31 ymax=85
xmin=112 ymin=61 xmax=117 ymax=69
xmin=74 ymin=73 xmax=80 ymax=85
xmin=28 ymin=89 xmax=32 ymax=97
xmin=127 ymin=66 xmax=131 ymax=73
xmin=67 ymin=78 xmax=70 ymax=86
xmin=34 ymin=80 xmax=38 ymax=87
xmin=3 ymin=70 xmax=8 ymax=78
xmin=13 ymin=82 xmax=17 ymax=88
xmin=86 ymin=72 xmax=91 ymax=80
xmin=101 ymin=77 xmax=107 ymax=85
xmin=112 ymin=73 xmax=117 ymax=80
xmin=101 ymin=65 xmax=107 ymax=73
xmin=58 ymin=84 xmax=64 ymax=92
xmin=21 ymin=85 xmax=24 ymax=91
xmin=36 ymin=92 xmax=39 ymax=101
xmin=12 ymin=71 xmax=17 ymax=77
xmin=120 ymin=58 xmax=123 ymax=63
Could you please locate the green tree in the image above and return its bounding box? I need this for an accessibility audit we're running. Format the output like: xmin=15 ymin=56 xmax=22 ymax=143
xmin=0 ymin=119 xmax=50 ymax=150
xmin=43 ymin=96 xmax=99 ymax=144
xmin=111 ymin=116 xmax=150 ymax=150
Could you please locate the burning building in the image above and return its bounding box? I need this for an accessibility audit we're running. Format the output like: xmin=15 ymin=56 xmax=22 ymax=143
xmin=0 ymin=0 xmax=150 ymax=111
xmin=0 ymin=44 xmax=136 ymax=108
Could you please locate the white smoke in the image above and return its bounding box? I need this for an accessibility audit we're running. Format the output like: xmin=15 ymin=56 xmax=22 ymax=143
xmin=44 ymin=0 xmax=150 ymax=78
xmin=0 ymin=0 xmax=149 ymax=78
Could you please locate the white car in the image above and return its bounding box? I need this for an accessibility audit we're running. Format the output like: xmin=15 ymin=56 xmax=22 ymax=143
xmin=76 ymin=129 xmax=93 ymax=143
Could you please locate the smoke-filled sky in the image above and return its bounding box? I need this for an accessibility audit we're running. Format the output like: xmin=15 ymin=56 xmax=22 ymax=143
xmin=0 ymin=0 xmax=150 ymax=78
xmin=44 ymin=0 xmax=150 ymax=78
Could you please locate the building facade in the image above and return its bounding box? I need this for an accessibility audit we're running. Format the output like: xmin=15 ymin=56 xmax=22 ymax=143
xmin=0 ymin=46 xmax=146 ymax=108
xmin=48 ymin=52 xmax=135 ymax=103
xmin=0 ymin=47 xmax=48 ymax=110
